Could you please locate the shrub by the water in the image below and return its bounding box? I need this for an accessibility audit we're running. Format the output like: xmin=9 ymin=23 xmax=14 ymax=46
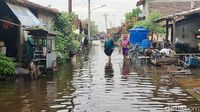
xmin=0 ymin=54 xmax=16 ymax=76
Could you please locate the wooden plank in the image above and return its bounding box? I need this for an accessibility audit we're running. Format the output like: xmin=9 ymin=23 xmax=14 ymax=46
xmin=176 ymin=53 xmax=200 ymax=56
xmin=166 ymin=20 xmax=169 ymax=40
xmin=186 ymin=89 xmax=200 ymax=101
xmin=170 ymin=69 xmax=193 ymax=75
xmin=166 ymin=66 xmax=182 ymax=73
xmin=172 ymin=18 xmax=176 ymax=51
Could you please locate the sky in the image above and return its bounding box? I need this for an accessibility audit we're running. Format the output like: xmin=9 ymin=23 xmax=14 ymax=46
xmin=30 ymin=0 xmax=137 ymax=31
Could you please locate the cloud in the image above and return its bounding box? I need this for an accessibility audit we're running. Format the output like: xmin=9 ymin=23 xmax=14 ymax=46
xmin=29 ymin=0 xmax=137 ymax=31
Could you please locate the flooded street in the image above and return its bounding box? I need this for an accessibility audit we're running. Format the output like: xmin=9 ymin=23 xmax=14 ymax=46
xmin=0 ymin=41 xmax=200 ymax=112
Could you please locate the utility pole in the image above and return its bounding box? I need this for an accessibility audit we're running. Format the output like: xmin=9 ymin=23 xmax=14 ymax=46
xmin=68 ymin=0 xmax=72 ymax=13
xmin=88 ymin=0 xmax=91 ymax=41
xmin=121 ymin=19 xmax=124 ymax=33
xmin=112 ymin=14 xmax=115 ymax=27
xmin=110 ymin=22 xmax=112 ymax=28
xmin=103 ymin=13 xmax=108 ymax=33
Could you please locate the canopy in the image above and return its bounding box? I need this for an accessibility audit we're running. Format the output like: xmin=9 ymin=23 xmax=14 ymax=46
xmin=7 ymin=2 xmax=41 ymax=27
xmin=25 ymin=28 xmax=56 ymax=39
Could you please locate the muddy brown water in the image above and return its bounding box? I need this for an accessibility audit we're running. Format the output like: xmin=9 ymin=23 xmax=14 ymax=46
xmin=0 ymin=41 xmax=200 ymax=112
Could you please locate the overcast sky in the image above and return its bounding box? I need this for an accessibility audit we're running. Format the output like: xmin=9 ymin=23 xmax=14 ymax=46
xmin=30 ymin=0 xmax=137 ymax=31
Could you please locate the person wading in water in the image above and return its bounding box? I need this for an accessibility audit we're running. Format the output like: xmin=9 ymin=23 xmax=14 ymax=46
xmin=104 ymin=34 xmax=115 ymax=62
xmin=120 ymin=34 xmax=130 ymax=59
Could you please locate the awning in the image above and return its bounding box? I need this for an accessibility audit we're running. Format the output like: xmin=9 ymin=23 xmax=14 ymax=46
xmin=25 ymin=28 xmax=56 ymax=38
xmin=6 ymin=2 xmax=41 ymax=27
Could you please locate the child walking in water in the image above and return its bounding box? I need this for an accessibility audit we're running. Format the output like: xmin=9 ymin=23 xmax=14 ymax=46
xmin=104 ymin=34 xmax=115 ymax=62
xmin=120 ymin=34 xmax=130 ymax=59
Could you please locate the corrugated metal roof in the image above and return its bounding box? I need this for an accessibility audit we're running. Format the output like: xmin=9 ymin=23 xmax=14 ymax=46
xmin=7 ymin=2 xmax=41 ymax=27
xmin=5 ymin=0 xmax=58 ymax=14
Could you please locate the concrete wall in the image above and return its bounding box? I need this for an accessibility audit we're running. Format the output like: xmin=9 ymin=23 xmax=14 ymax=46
xmin=175 ymin=15 xmax=200 ymax=47
xmin=37 ymin=12 xmax=54 ymax=30
xmin=141 ymin=0 xmax=149 ymax=17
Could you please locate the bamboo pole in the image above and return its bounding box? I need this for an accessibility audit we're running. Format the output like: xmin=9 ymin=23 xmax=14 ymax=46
xmin=172 ymin=18 xmax=176 ymax=51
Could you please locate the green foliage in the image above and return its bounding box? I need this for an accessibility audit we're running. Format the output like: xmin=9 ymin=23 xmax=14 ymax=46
xmin=82 ymin=19 xmax=98 ymax=36
xmin=134 ymin=11 xmax=165 ymax=34
xmin=125 ymin=7 xmax=142 ymax=31
xmin=0 ymin=54 xmax=16 ymax=75
xmin=54 ymin=12 xmax=76 ymax=35
xmin=53 ymin=12 xmax=81 ymax=61
xmin=125 ymin=7 xmax=142 ymax=20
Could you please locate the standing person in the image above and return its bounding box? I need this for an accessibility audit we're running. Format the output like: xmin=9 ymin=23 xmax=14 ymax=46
xmin=26 ymin=37 xmax=36 ymax=65
xmin=120 ymin=34 xmax=130 ymax=59
xmin=104 ymin=34 xmax=115 ymax=62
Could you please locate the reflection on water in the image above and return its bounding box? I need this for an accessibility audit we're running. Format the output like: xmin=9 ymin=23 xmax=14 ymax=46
xmin=0 ymin=42 xmax=200 ymax=112
xmin=104 ymin=61 xmax=114 ymax=79
xmin=121 ymin=59 xmax=130 ymax=79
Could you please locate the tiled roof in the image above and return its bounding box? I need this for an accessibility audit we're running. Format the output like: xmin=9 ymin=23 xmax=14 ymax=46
xmin=157 ymin=7 xmax=200 ymax=22
xmin=149 ymin=1 xmax=200 ymax=17
xmin=5 ymin=0 xmax=58 ymax=14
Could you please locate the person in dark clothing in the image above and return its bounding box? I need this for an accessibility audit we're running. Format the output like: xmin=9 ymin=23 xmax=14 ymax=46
xmin=104 ymin=34 xmax=115 ymax=62
xmin=83 ymin=37 xmax=89 ymax=47
xmin=26 ymin=37 xmax=36 ymax=64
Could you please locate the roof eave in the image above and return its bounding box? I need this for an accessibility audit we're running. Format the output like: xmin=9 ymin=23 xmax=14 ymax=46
xmin=136 ymin=0 xmax=145 ymax=6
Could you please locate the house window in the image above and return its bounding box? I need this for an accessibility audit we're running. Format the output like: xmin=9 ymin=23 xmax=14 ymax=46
xmin=47 ymin=40 xmax=52 ymax=50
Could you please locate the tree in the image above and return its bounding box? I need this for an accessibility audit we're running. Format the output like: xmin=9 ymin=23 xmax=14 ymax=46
xmin=124 ymin=7 xmax=142 ymax=32
xmin=125 ymin=7 xmax=142 ymax=20
xmin=134 ymin=11 xmax=165 ymax=39
xmin=82 ymin=19 xmax=98 ymax=36
xmin=54 ymin=12 xmax=76 ymax=35
xmin=53 ymin=12 xmax=81 ymax=61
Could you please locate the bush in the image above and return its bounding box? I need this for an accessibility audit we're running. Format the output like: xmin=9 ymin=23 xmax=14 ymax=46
xmin=0 ymin=54 xmax=16 ymax=76
xmin=54 ymin=12 xmax=81 ymax=62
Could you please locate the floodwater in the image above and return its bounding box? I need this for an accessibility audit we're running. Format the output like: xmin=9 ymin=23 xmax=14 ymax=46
xmin=0 ymin=40 xmax=200 ymax=112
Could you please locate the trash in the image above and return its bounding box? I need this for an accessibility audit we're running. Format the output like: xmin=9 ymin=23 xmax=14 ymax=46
xmin=129 ymin=72 xmax=138 ymax=75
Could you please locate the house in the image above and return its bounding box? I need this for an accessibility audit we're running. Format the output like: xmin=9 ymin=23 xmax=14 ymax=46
xmin=0 ymin=0 xmax=58 ymax=63
xmin=136 ymin=0 xmax=200 ymax=17
xmin=136 ymin=0 xmax=200 ymax=50
xmin=156 ymin=8 xmax=200 ymax=49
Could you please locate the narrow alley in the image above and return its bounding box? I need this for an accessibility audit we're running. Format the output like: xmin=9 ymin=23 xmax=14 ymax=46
xmin=0 ymin=41 xmax=199 ymax=112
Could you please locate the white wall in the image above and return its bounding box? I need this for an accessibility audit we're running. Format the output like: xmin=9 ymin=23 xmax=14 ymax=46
xmin=37 ymin=12 xmax=54 ymax=30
